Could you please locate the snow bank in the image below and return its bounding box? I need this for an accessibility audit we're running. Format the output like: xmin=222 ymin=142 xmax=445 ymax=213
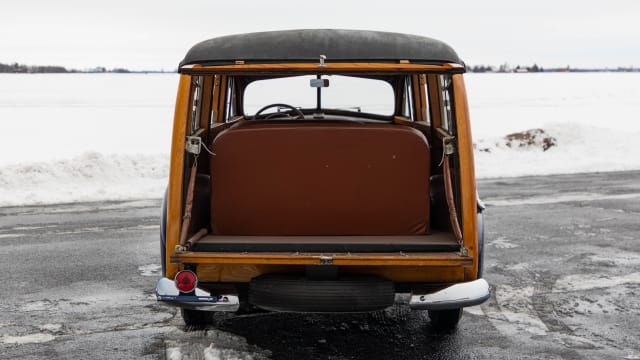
xmin=0 ymin=152 xmax=168 ymax=206
xmin=474 ymin=123 xmax=640 ymax=178
xmin=1 ymin=333 xmax=56 ymax=345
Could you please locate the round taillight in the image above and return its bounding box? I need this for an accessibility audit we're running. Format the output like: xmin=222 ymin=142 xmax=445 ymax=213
xmin=175 ymin=270 xmax=198 ymax=293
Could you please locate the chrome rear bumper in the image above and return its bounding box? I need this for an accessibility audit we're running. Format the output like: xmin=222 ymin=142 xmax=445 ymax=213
xmin=409 ymin=279 xmax=490 ymax=310
xmin=155 ymin=277 xmax=240 ymax=312
xmin=156 ymin=277 xmax=488 ymax=312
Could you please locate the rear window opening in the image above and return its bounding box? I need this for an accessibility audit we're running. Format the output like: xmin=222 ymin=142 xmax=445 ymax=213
xmin=243 ymin=75 xmax=395 ymax=117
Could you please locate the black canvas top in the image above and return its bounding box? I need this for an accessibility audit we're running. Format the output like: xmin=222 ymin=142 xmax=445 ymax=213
xmin=179 ymin=29 xmax=463 ymax=69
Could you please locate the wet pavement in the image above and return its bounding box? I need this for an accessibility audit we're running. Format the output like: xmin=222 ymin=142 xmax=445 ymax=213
xmin=0 ymin=171 xmax=639 ymax=359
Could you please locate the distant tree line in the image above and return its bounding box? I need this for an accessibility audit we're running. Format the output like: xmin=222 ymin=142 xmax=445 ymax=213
xmin=470 ymin=63 xmax=545 ymax=73
xmin=0 ymin=62 xmax=172 ymax=74
xmin=469 ymin=63 xmax=638 ymax=73
xmin=0 ymin=62 xmax=70 ymax=73
xmin=2 ymin=61 xmax=635 ymax=74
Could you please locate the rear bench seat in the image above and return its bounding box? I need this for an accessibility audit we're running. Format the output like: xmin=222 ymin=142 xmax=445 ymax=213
xmin=209 ymin=122 xmax=430 ymax=236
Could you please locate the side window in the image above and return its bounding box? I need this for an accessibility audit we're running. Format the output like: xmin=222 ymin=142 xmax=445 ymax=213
xmin=420 ymin=75 xmax=431 ymax=125
xmin=224 ymin=77 xmax=237 ymax=122
xmin=190 ymin=76 xmax=203 ymax=134
xmin=401 ymin=76 xmax=414 ymax=119
xmin=439 ymin=74 xmax=454 ymax=132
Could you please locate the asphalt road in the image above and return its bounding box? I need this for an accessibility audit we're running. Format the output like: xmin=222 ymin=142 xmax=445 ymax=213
xmin=0 ymin=171 xmax=639 ymax=359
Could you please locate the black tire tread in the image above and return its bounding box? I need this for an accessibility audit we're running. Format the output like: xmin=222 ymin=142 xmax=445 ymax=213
xmin=428 ymin=308 xmax=463 ymax=332
xmin=181 ymin=308 xmax=213 ymax=328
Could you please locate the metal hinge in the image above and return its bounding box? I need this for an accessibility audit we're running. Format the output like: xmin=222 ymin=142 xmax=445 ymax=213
xmin=185 ymin=136 xmax=202 ymax=155
xmin=185 ymin=136 xmax=215 ymax=156
xmin=437 ymin=130 xmax=456 ymax=166
xmin=459 ymin=247 xmax=469 ymax=257
xmin=443 ymin=136 xmax=456 ymax=155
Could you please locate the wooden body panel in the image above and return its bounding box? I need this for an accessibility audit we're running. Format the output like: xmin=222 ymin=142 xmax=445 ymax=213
xmin=177 ymin=252 xmax=471 ymax=283
xmin=165 ymin=75 xmax=191 ymax=279
xmin=196 ymin=264 xmax=466 ymax=283
xmin=452 ymin=74 xmax=479 ymax=281
xmin=172 ymin=251 xmax=472 ymax=267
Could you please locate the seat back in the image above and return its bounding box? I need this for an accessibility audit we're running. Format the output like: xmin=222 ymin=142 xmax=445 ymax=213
xmin=210 ymin=122 xmax=430 ymax=236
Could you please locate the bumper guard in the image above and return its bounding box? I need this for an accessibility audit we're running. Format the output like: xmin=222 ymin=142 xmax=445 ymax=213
xmin=155 ymin=277 xmax=240 ymax=312
xmin=409 ymin=279 xmax=490 ymax=310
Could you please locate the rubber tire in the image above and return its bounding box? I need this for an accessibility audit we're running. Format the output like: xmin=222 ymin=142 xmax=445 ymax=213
xmin=160 ymin=188 xmax=168 ymax=277
xmin=249 ymin=275 xmax=394 ymax=313
xmin=181 ymin=308 xmax=213 ymax=328
xmin=477 ymin=210 xmax=485 ymax=278
xmin=428 ymin=308 xmax=463 ymax=332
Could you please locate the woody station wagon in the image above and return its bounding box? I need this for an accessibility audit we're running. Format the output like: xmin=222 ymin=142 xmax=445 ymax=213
xmin=156 ymin=29 xmax=490 ymax=331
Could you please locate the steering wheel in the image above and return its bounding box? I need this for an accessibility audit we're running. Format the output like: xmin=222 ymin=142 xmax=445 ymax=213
xmin=253 ymin=103 xmax=305 ymax=120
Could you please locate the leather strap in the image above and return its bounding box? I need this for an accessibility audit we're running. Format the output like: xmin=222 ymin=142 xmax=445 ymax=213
xmin=443 ymin=153 xmax=463 ymax=243
xmin=179 ymin=162 xmax=198 ymax=246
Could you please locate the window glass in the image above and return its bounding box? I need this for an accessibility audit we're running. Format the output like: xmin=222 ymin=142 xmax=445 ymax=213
xmin=190 ymin=76 xmax=202 ymax=133
xmin=224 ymin=77 xmax=236 ymax=122
xmin=422 ymin=76 xmax=431 ymax=125
xmin=243 ymin=75 xmax=394 ymax=116
xmin=440 ymin=75 xmax=454 ymax=131
xmin=401 ymin=76 xmax=414 ymax=119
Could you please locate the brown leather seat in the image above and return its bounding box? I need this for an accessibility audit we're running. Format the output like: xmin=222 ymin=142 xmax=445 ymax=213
xmin=210 ymin=122 xmax=430 ymax=236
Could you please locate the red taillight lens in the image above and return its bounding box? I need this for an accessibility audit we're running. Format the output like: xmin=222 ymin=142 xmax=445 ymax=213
xmin=175 ymin=270 xmax=198 ymax=293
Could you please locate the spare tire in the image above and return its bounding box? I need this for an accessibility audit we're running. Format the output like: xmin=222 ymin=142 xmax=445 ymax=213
xmin=249 ymin=274 xmax=395 ymax=312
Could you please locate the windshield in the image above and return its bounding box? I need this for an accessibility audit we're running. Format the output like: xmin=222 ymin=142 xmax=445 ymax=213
xmin=243 ymin=75 xmax=394 ymax=117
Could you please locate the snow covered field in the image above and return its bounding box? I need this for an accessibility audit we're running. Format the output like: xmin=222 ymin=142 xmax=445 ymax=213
xmin=467 ymin=73 xmax=640 ymax=178
xmin=0 ymin=74 xmax=175 ymax=206
xmin=1 ymin=72 xmax=639 ymax=206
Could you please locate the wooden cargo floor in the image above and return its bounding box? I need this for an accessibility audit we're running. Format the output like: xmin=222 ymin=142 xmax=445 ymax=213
xmin=191 ymin=233 xmax=458 ymax=253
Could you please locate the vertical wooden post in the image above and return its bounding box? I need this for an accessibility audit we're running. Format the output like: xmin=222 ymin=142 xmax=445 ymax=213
xmin=165 ymin=74 xmax=192 ymax=278
xmin=452 ymin=74 xmax=479 ymax=281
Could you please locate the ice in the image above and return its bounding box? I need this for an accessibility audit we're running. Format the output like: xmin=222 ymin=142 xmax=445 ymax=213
xmin=166 ymin=347 xmax=183 ymax=360
xmin=1 ymin=333 xmax=56 ymax=344
xmin=487 ymin=237 xmax=519 ymax=249
xmin=490 ymin=285 xmax=549 ymax=335
xmin=163 ymin=328 xmax=270 ymax=360
xmin=1 ymin=72 xmax=639 ymax=206
xmin=38 ymin=324 xmax=63 ymax=332
xmin=138 ymin=264 xmax=162 ymax=277
xmin=552 ymin=272 xmax=640 ymax=293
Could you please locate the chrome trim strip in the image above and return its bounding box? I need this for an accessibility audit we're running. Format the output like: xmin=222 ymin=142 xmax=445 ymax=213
xmin=155 ymin=277 xmax=240 ymax=312
xmin=409 ymin=279 xmax=490 ymax=310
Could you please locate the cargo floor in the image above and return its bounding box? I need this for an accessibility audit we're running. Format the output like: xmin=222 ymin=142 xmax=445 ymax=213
xmin=191 ymin=233 xmax=458 ymax=253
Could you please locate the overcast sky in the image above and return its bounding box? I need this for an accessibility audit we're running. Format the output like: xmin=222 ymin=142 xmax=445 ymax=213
xmin=2 ymin=0 xmax=639 ymax=70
